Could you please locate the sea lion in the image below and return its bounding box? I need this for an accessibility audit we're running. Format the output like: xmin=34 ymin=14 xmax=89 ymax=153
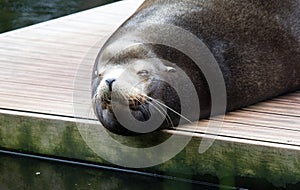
xmin=92 ymin=0 xmax=300 ymax=135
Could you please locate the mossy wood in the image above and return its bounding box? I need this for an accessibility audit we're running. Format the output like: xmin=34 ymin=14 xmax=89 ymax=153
xmin=1 ymin=112 xmax=300 ymax=188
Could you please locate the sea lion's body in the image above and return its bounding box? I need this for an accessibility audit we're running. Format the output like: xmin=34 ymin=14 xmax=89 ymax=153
xmin=92 ymin=0 xmax=300 ymax=135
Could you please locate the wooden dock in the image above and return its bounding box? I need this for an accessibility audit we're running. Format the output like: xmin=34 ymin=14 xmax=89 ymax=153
xmin=0 ymin=0 xmax=299 ymax=188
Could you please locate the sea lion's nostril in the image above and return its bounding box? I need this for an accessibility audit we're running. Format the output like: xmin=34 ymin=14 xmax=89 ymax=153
xmin=105 ymin=78 xmax=116 ymax=91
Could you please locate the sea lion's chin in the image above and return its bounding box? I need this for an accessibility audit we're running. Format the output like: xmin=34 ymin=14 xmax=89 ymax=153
xmin=98 ymin=100 xmax=152 ymax=135
xmin=105 ymin=101 xmax=151 ymax=121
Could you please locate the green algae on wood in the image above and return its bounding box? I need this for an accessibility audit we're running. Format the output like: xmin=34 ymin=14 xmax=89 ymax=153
xmin=0 ymin=114 xmax=101 ymax=163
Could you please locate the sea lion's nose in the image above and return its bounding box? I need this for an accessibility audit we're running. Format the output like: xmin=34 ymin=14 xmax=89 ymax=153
xmin=105 ymin=78 xmax=116 ymax=91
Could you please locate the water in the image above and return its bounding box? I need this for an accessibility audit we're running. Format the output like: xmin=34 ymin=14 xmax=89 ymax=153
xmin=0 ymin=0 xmax=119 ymax=34
xmin=0 ymin=151 xmax=220 ymax=190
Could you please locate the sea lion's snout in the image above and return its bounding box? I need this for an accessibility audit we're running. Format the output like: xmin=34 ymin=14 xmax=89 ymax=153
xmin=93 ymin=64 xmax=155 ymax=135
xmin=92 ymin=55 xmax=181 ymax=135
xmin=105 ymin=78 xmax=116 ymax=92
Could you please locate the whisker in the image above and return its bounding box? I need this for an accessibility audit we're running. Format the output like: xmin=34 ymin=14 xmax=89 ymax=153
xmin=146 ymin=96 xmax=193 ymax=124
xmin=147 ymin=100 xmax=175 ymax=128
xmin=120 ymin=91 xmax=129 ymax=102
xmin=88 ymin=103 xmax=96 ymax=118
xmin=135 ymin=97 xmax=151 ymax=118
xmin=144 ymin=96 xmax=174 ymax=128
xmin=130 ymin=93 xmax=172 ymax=127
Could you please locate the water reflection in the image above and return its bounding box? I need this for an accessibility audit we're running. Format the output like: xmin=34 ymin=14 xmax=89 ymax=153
xmin=0 ymin=153 xmax=218 ymax=190
xmin=0 ymin=0 xmax=119 ymax=33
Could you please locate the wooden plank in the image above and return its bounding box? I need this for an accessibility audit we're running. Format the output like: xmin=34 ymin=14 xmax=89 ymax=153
xmin=0 ymin=37 xmax=96 ymax=52
xmin=178 ymin=119 xmax=300 ymax=147
xmin=215 ymin=110 xmax=300 ymax=131
xmin=244 ymin=101 xmax=300 ymax=117
xmin=0 ymin=0 xmax=143 ymax=122
xmin=275 ymin=92 xmax=300 ymax=104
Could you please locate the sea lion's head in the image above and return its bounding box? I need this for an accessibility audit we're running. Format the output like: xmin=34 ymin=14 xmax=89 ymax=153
xmin=92 ymin=45 xmax=179 ymax=135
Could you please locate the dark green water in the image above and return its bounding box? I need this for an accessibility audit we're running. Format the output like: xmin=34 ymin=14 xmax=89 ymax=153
xmin=0 ymin=0 xmax=119 ymax=34
xmin=0 ymin=152 xmax=220 ymax=190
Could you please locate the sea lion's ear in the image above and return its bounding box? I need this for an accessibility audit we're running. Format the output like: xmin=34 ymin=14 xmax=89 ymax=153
xmin=166 ymin=66 xmax=176 ymax=73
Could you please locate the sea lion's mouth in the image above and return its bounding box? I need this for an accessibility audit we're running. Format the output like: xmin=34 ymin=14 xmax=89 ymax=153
xmin=100 ymin=97 xmax=150 ymax=110
xmin=100 ymin=96 xmax=152 ymax=122
xmin=128 ymin=99 xmax=144 ymax=110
